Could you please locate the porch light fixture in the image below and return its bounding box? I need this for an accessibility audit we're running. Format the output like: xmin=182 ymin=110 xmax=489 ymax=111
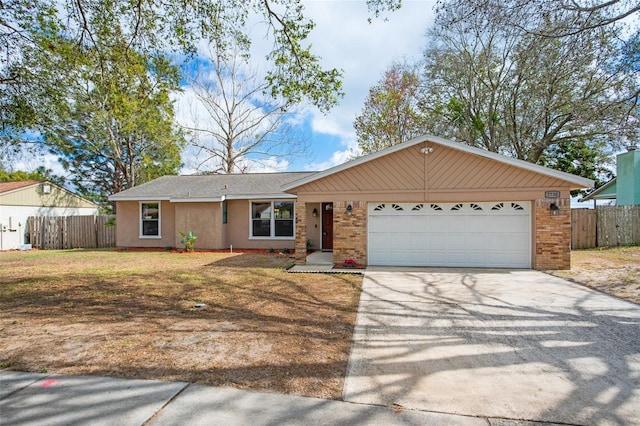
xmin=346 ymin=204 xmax=353 ymax=216
xmin=312 ymin=208 xmax=318 ymax=217
xmin=550 ymin=203 xmax=559 ymax=216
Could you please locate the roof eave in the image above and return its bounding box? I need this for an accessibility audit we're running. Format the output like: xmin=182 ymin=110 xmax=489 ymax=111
xmin=170 ymin=197 xmax=223 ymax=203
xmin=223 ymin=193 xmax=297 ymax=200
xmin=581 ymin=178 xmax=617 ymax=202
xmin=0 ymin=182 xmax=40 ymax=195
xmin=108 ymin=195 xmax=172 ymax=202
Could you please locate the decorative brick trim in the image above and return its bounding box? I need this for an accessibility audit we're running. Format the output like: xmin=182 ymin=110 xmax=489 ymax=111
xmin=332 ymin=200 xmax=367 ymax=266
xmin=294 ymin=201 xmax=307 ymax=264
xmin=534 ymin=198 xmax=571 ymax=270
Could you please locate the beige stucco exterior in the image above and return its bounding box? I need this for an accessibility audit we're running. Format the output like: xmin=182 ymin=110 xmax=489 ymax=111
xmin=115 ymin=199 xmax=296 ymax=251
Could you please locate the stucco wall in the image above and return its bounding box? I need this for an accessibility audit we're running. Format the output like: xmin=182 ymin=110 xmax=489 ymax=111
xmin=225 ymin=200 xmax=295 ymax=250
xmin=115 ymin=201 xmax=176 ymax=248
xmin=174 ymin=203 xmax=222 ymax=250
xmin=115 ymin=199 xmax=296 ymax=251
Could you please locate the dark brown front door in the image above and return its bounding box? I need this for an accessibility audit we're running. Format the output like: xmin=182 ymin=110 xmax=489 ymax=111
xmin=322 ymin=203 xmax=333 ymax=250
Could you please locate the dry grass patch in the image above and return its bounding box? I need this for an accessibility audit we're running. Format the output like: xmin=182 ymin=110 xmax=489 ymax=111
xmin=0 ymin=249 xmax=362 ymax=399
xmin=549 ymin=246 xmax=640 ymax=304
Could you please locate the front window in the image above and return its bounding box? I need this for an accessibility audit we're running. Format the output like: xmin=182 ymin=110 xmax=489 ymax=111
xmin=141 ymin=202 xmax=160 ymax=237
xmin=251 ymin=201 xmax=294 ymax=238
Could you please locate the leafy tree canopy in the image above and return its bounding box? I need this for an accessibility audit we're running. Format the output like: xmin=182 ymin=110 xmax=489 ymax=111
xmin=0 ymin=166 xmax=65 ymax=187
xmin=354 ymin=61 xmax=427 ymax=154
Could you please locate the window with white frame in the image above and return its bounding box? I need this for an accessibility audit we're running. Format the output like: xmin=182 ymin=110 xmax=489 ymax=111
xmin=140 ymin=202 xmax=160 ymax=237
xmin=251 ymin=201 xmax=294 ymax=238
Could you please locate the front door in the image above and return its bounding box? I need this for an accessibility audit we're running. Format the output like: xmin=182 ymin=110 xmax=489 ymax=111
xmin=322 ymin=202 xmax=333 ymax=251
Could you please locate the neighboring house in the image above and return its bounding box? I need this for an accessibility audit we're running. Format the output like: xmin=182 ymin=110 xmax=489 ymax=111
xmin=0 ymin=181 xmax=100 ymax=250
xmin=109 ymin=135 xmax=593 ymax=270
xmin=582 ymin=146 xmax=639 ymax=205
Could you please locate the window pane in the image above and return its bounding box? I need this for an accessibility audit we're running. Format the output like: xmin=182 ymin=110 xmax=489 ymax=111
xmin=253 ymin=219 xmax=271 ymax=237
xmin=142 ymin=220 xmax=159 ymax=236
xmin=222 ymin=202 xmax=227 ymax=224
xmin=252 ymin=202 xmax=271 ymax=219
xmin=274 ymin=201 xmax=293 ymax=219
xmin=275 ymin=219 xmax=293 ymax=237
xmin=142 ymin=203 xmax=159 ymax=220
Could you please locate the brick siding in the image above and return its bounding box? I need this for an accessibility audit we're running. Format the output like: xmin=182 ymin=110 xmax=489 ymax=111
xmin=534 ymin=198 xmax=571 ymax=270
xmin=294 ymin=201 xmax=307 ymax=264
xmin=332 ymin=200 xmax=367 ymax=266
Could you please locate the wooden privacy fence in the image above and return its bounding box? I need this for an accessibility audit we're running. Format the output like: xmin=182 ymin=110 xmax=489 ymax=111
xmin=27 ymin=215 xmax=115 ymax=249
xmin=572 ymin=206 xmax=640 ymax=249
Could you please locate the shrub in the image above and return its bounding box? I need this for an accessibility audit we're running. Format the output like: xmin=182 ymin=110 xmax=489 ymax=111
xmin=179 ymin=231 xmax=198 ymax=252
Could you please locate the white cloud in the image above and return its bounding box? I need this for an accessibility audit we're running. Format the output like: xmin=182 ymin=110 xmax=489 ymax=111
xmin=179 ymin=1 xmax=437 ymax=175
xmin=299 ymin=0 xmax=436 ymax=163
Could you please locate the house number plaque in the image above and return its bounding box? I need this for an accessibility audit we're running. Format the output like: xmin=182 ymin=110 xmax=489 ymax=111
xmin=545 ymin=191 xmax=560 ymax=198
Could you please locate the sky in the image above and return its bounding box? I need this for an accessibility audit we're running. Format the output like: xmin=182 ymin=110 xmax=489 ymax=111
xmin=13 ymin=1 xmax=437 ymax=176
xmin=176 ymin=0 xmax=438 ymax=174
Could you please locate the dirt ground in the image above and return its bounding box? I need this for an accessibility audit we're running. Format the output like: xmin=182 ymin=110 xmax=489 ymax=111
xmin=2 ymin=247 xmax=637 ymax=401
xmin=548 ymin=246 xmax=640 ymax=304
xmin=0 ymin=250 xmax=362 ymax=399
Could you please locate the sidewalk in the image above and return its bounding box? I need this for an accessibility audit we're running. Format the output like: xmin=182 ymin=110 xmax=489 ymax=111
xmin=1 ymin=371 xmax=486 ymax=425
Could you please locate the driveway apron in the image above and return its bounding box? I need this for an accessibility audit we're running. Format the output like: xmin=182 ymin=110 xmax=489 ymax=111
xmin=343 ymin=268 xmax=640 ymax=425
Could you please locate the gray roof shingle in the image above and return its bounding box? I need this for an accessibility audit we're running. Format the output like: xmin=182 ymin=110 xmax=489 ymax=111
xmin=109 ymin=172 xmax=317 ymax=201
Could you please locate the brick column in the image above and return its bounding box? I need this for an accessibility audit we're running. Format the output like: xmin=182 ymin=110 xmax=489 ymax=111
xmin=333 ymin=200 xmax=367 ymax=266
xmin=534 ymin=198 xmax=571 ymax=270
xmin=294 ymin=200 xmax=307 ymax=264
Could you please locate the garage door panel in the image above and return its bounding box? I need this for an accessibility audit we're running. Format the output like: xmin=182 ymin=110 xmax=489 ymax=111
xmin=368 ymin=202 xmax=531 ymax=268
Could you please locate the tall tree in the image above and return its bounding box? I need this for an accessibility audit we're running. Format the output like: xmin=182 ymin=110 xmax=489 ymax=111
xmin=182 ymin=47 xmax=307 ymax=174
xmin=32 ymin=2 xmax=186 ymax=209
xmin=354 ymin=61 xmax=427 ymax=154
xmin=0 ymin=166 xmax=65 ymax=187
xmin=422 ymin=2 xmax=639 ymax=165
xmin=434 ymin=0 xmax=640 ymax=37
xmin=0 ymin=0 xmax=351 ymax=142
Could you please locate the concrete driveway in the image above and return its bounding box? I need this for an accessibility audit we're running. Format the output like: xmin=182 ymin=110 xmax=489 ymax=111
xmin=343 ymin=268 xmax=640 ymax=425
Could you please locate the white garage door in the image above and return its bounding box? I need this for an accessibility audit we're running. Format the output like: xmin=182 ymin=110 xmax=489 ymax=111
xmin=368 ymin=202 xmax=531 ymax=268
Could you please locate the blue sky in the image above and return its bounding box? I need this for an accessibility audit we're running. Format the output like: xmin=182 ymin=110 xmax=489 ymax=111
xmin=14 ymin=1 xmax=437 ymax=176
xmin=175 ymin=0 xmax=437 ymax=174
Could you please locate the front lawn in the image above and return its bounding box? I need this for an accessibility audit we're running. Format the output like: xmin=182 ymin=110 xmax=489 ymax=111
xmin=0 ymin=249 xmax=362 ymax=399
xmin=549 ymin=246 xmax=640 ymax=304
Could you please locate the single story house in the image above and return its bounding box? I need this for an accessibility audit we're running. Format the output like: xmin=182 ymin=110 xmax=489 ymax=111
xmin=109 ymin=135 xmax=594 ymax=270
xmin=582 ymin=146 xmax=639 ymax=205
xmin=0 ymin=180 xmax=100 ymax=250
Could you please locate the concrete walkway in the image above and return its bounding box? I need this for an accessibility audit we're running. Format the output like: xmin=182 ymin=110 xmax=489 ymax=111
xmin=343 ymin=268 xmax=640 ymax=425
xmin=1 ymin=370 xmax=490 ymax=425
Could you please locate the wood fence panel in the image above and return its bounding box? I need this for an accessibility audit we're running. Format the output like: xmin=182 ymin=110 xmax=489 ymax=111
xmin=596 ymin=205 xmax=640 ymax=247
xmin=96 ymin=216 xmax=116 ymax=248
xmin=571 ymin=209 xmax=597 ymax=249
xmin=27 ymin=215 xmax=115 ymax=249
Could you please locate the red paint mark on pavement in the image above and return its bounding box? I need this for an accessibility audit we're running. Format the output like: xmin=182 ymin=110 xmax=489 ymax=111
xmin=40 ymin=379 xmax=58 ymax=388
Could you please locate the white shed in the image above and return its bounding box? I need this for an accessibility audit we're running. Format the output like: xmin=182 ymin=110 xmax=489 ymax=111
xmin=0 ymin=181 xmax=99 ymax=250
